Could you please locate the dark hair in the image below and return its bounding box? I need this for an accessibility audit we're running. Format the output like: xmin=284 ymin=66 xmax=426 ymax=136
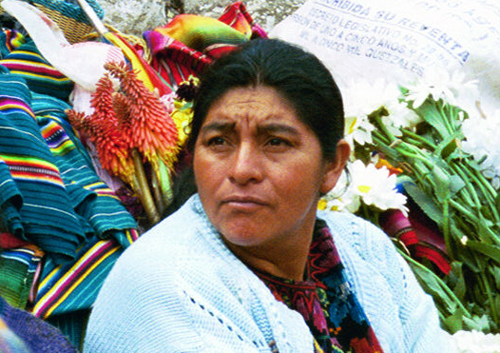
xmin=165 ymin=39 xmax=345 ymax=216
xmin=187 ymin=38 xmax=344 ymax=160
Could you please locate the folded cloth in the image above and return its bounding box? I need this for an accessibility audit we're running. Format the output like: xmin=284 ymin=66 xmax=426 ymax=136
xmin=34 ymin=229 xmax=139 ymax=320
xmin=0 ymin=295 xmax=78 ymax=353
xmin=32 ymin=93 xmax=137 ymax=238
xmin=0 ymin=157 xmax=23 ymax=236
xmin=144 ymin=1 xmax=267 ymax=88
xmin=0 ymin=41 xmax=73 ymax=100
xmin=0 ymin=246 xmax=43 ymax=309
xmin=0 ymin=66 xmax=85 ymax=264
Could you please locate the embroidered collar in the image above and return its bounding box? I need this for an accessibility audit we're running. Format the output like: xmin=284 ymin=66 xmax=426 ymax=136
xmin=254 ymin=219 xmax=384 ymax=353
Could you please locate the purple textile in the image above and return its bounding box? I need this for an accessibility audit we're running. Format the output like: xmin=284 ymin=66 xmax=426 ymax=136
xmin=0 ymin=297 xmax=78 ymax=353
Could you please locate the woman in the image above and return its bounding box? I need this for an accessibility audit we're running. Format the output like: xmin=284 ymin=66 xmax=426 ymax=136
xmin=84 ymin=39 xmax=454 ymax=353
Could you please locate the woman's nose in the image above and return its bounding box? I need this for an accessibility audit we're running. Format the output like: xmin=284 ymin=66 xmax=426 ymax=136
xmin=229 ymin=143 xmax=264 ymax=185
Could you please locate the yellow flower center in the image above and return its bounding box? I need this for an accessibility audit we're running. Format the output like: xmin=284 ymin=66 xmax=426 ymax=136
xmin=348 ymin=117 xmax=358 ymax=134
xmin=317 ymin=199 xmax=327 ymax=210
xmin=357 ymin=185 xmax=372 ymax=194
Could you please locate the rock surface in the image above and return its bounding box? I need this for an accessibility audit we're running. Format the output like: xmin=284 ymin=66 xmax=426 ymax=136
xmin=98 ymin=0 xmax=307 ymax=35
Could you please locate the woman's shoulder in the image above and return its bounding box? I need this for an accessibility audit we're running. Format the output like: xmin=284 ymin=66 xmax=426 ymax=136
xmin=93 ymin=195 xmax=218 ymax=304
xmin=116 ymin=195 xmax=209 ymax=263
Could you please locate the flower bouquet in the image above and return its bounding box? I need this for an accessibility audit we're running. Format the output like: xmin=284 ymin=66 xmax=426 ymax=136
xmin=67 ymin=62 xmax=196 ymax=229
xmin=320 ymin=71 xmax=500 ymax=337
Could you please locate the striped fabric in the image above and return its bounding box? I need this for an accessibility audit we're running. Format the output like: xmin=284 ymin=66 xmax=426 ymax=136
xmin=31 ymin=92 xmax=137 ymax=238
xmin=28 ymin=88 xmax=138 ymax=321
xmin=144 ymin=1 xmax=267 ymax=88
xmin=0 ymin=30 xmax=25 ymax=59
xmin=0 ymin=156 xmax=23 ymax=236
xmin=0 ymin=246 xmax=43 ymax=309
xmin=0 ymin=41 xmax=73 ymax=100
xmin=0 ymin=68 xmax=85 ymax=264
xmin=0 ymin=31 xmax=139 ymax=346
xmin=34 ymin=229 xmax=139 ymax=320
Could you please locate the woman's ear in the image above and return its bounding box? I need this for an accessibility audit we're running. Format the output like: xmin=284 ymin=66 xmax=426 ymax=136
xmin=320 ymin=139 xmax=350 ymax=194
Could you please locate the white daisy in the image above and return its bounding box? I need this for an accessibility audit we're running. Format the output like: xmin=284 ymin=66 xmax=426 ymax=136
xmin=461 ymin=109 xmax=500 ymax=189
xmin=349 ymin=160 xmax=408 ymax=215
xmin=321 ymin=160 xmax=408 ymax=215
xmin=344 ymin=114 xmax=374 ymax=148
xmin=381 ymin=101 xmax=423 ymax=136
xmin=452 ymin=329 xmax=500 ymax=353
xmin=405 ymin=69 xmax=479 ymax=108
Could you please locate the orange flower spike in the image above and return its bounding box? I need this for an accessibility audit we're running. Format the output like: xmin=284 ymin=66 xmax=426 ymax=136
xmin=91 ymin=124 xmax=131 ymax=177
xmin=86 ymin=70 xmax=135 ymax=180
xmin=66 ymin=110 xmax=88 ymax=135
xmin=111 ymin=91 xmax=135 ymax=148
xmin=90 ymin=74 xmax=117 ymax=124
xmin=104 ymin=61 xmax=179 ymax=169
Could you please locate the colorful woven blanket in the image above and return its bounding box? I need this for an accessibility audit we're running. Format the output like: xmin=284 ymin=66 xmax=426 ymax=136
xmin=0 ymin=33 xmax=139 ymax=346
xmin=144 ymin=1 xmax=267 ymax=88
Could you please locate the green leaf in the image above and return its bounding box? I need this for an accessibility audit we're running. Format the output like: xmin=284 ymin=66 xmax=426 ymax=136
xmin=441 ymin=307 xmax=464 ymax=333
xmin=449 ymin=175 xmax=466 ymax=196
xmin=494 ymin=295 xmax=500 ymax=326
xmin=448 ymin=262 xmax=467 ymax=302
xmin=463 ymin=314 xmax=491 ymax=333
xmin=400 ymin=176 xmax=443 ymax=226
xmin=410 ymin=260 xmax=456 ymax=315
xmin=489 ymin=266 xmax=500 ymax=291
xmin=466 ymin=241 xmax=500 ymax=266
xmin=432 ymin=168 xmax=451 ymax=201
xmin=435 ymin=132 xmax=463 ymax=159
xmin=414 ymin=99 xmax=450 ymax=139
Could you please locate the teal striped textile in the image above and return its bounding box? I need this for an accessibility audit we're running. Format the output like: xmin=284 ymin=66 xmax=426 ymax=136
xmin=0 ymin=247 xmax=42 ymax=309
xmin=0 ymin=41 xmax=73 ymax=100
xmin=33 ymin=94 xmax=137 ymax=237
xmin=0 ymin=29 xmax=139 ymax=347
xmin=0 ymin=68 xmax=85 ymax=264
xmin=0 ymin=157 xmax=23 ymax=236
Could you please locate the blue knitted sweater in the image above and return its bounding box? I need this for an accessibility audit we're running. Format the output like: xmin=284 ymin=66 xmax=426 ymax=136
xmin=84 ymin=194 xmax=455 ymax=353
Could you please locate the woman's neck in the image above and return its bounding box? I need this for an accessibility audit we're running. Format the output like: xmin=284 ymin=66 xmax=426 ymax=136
xmin=224 ymin=227 xmax=314 ymax=282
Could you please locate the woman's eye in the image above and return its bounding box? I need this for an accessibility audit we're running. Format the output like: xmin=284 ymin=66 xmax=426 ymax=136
xmin=267 ymin=138 xmax=290 ymax=147
xmin=207 ymin=137 xmax=226 ymax=146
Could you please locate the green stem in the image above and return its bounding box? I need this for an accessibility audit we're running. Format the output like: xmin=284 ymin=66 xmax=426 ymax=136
xmin=369 ymin=107 xmax=395 ymax=143
xmin=479 ymin=270 xmax=498 ymax=324
xmin=401 ymin=129 xmax=438 ymax=151
xmin=372 ymin=130 xmax=391 ymax=146
xmin=442 ymin=199 xmax=453 ymax=261
xmin=450 ymin=162 xmax=482 ymax=211
xmin=449 ymin=199 xmax=480 ymax=225
xmin=151 ymin=170 xmax=166 ymax=218
xmin=473 ymin=167 xmax=498 ymax=200
xmin=399 ymin=250 xmax=471 ymax=317
xmin=450 ymin=199 xmax=499 ymax=242
xmin=440 ymin=104 xmax=455 ymax=135
xmin=455 ymin=161 xmax=500 ymax=223
xmin=132 ymin=148 xmax=160 ymax=225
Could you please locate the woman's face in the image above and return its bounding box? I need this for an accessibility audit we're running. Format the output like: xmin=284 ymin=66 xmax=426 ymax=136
xmin=193 ymin=85 xmax=345 ymax=253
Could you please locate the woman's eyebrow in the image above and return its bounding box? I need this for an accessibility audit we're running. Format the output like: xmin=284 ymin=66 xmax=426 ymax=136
xmin=257 ymin=123 xmax=300 ymax=136
xmin=200 ymin=121 xmax=236 ymax=134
